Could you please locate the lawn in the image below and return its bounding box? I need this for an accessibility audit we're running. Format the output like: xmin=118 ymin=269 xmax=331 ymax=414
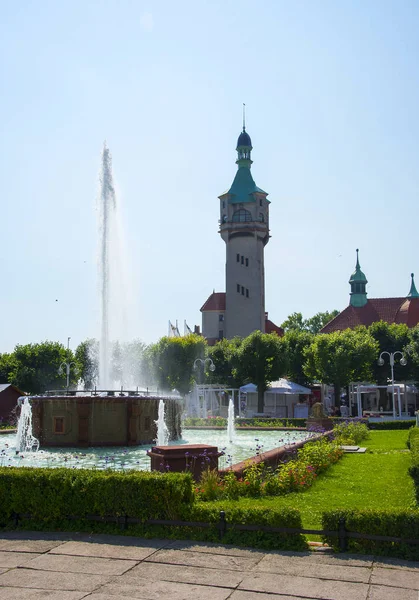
xmin=209 ymin=430 xmax=416 ymax=529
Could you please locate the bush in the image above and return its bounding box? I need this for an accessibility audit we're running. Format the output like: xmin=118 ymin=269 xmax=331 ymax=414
xmin=333 ymin=421 xmax=370 ymax=445
xmin=183 ymin=417 xmax=307 ymax=428
xmin=369 ymin=420 xmax=416 ymax=430
xmin=322 ymin=509 xmax=419 ymax=560
xmin=0 ymin=467 xmax=194 ymax=527
xmin=408 ymin=428 xmax=419 ymax=502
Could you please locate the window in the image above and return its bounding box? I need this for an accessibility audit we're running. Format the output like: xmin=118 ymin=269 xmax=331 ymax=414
xmin=53 ymin=417 xmax=65 ymax=434
xmin=219 ymin=330 xmax=224 ymax=339
xmin=222 ymin=200 xmax=225 ymax=209
xmin=245 ymin=258 xmax=249 ymax=267
xmin=222 ymin=215 xmax=227 ymax=223
xmin=246 ymin=289 xmax=249 ymax=298
xmin=241 ymin=256 xmax=244 ymax=264
xmin=241 ymin=286 xmax=244 ymax=295
xmin=144 ymin=416 xmax=151 ymax=431
xmin=236 ymin=253 xmax=240 ymax=262
xmin=219 ymin=314 xmax=224 ymax=322
xmin=259 ymin=213 xmax=264 ymax=222
xmin=232 ymin=209 xmax=252 ymax=222
xmin=260 ymin=199 xmax=263 ymax=206
xmin=237 ymin=284 xmax=240 ymax=293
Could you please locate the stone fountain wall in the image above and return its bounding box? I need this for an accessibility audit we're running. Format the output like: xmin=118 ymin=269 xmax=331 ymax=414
xmin=30 ymin=395 xmax=181 ymax=447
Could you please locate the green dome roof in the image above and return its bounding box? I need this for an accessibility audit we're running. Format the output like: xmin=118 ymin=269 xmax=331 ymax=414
xmin=349 ymin=249 xmax=368 ymax=284
xmin=237 ymin=129 xmax=252 ymax=149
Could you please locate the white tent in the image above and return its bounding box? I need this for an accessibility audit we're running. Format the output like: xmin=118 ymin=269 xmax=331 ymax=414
xmin=239 ymin=379 xmax=311 ymax=395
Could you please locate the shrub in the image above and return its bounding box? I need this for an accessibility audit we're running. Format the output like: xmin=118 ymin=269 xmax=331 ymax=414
xmin=0 ymin=467 xmax=194 ymax=527
xmin=408 ymin=428 xmax=419 ymax=502
xmin=322 ymin=509 xmax=419 ymax=560
xmin=369 ymin=420 xmax=416 ymax=430
xmin=333 ymin=420 xmax=370 ymax=445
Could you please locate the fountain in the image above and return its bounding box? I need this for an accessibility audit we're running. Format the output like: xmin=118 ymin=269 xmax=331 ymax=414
xmin=227 ymin=398 xmax=235 ymax=443
xmin=16 ymin=397 xmax=39 ymax=452
xmin=155 ymin=399 xmax=169 ymax=446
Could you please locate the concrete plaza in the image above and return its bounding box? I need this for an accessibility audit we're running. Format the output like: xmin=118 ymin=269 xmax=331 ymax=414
xmin=0 ymin=531 xmax=416 ymax=599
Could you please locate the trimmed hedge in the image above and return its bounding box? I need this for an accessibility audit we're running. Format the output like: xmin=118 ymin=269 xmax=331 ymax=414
xmin=368 ymin=420 xmax=415 ymax=430
xmin=0 ymin=467 xmax=194 ymax=526
xmin=236 ymin=418 xmax=307 ymax=428
xmin=408 ymin=428 xmax=419 ymax=502
xmin=322 ymin=509 xmax=419 ymax=560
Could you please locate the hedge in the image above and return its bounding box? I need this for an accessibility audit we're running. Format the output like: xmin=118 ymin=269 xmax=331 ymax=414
xmin=322 ymin=509 xmax=419 ymax=560
xmin=368 ymin=420 xmax=415 ymax=430
xmin=408 ymin=428 xmax=419 ymax=502
xmin=0 ymin=467 xmax=194 ymax=527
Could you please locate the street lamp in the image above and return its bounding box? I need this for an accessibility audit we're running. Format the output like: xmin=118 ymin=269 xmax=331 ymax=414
xmin=58 ymin=337 xmax=77 ymax=392
xmin=377 ymin=351 xmax=407 ymax=418
xmin=193 ymin=358 xmax=216 ymax=383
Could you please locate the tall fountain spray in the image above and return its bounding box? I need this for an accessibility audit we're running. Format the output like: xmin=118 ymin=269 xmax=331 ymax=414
xmin=227 ymin=398 xmax=235 ymax=443
xmin=98 ymin=143 xmax=116 ymax=390
xmin=155 ymin=399 xmax=169 ymax=446
xmin=16 ymin=398 xmax=39 ymax=452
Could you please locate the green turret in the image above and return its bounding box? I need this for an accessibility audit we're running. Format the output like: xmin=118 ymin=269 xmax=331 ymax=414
xmin=407 ymin=273 xmax=419 ymax=298
xmin=349 ymin=249 xmax=368 ymax=307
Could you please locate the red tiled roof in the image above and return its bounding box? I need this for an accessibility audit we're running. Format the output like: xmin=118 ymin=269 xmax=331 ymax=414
xmin=265 ymin=319 xmax=284 ymax=337
xmin=321 ymin=297 xmax=419 ymax=333
xmin=200 ymin=292 xmax=226 ymax=312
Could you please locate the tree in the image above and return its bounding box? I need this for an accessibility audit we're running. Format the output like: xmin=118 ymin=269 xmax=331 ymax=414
xmin=148 ymin=334 xmax=207 ymax=396
xmin=6 ymin=341 xmax=78 ymax=394
xmin=207 ymin=337 xmax=242 ymax=387
xmin=369 ymin=322 xmax=412 ymax=384
xmin=281 ymin=330 xmax=314 ymax=386
xmin=234 ymin=331 xmax=287 ymax=413
xmin=75 ymin=339 xmax=99 ymax=389
xmin=304 ymin=328 xmax=379 ymax=406
xmin=406 ymin=326 xmax=419 ymax=384
xmin=0 ymin=353 xmax=16 ymax=384
xmin=281 ymin=310 xmax=339 ymax=334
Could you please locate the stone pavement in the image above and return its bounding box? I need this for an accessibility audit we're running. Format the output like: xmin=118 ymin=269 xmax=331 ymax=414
xmin=0 ymin=531 xmax=416 ymax=599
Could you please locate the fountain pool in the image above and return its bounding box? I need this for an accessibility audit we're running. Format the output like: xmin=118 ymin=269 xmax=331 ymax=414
xmin=0 ymin=429 xmax=314 ymax=471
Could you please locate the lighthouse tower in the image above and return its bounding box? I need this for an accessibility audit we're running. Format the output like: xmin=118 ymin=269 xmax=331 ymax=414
xmin=218 ymin=124 xmax=270 ymax=339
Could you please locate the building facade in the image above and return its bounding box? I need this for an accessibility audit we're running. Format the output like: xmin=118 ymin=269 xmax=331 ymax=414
xmin=201 ymin=125 xmax=282 ymax=343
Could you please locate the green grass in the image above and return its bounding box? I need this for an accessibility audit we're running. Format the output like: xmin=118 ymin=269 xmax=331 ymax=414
xmin=208 ymin=430 xmax=416 ymax=529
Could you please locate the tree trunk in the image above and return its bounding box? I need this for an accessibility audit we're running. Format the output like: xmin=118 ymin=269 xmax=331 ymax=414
xmin=258 ymin=388 xmax=265 ymax=414
xmin=333 ymin=383 xmax=341 ymax=408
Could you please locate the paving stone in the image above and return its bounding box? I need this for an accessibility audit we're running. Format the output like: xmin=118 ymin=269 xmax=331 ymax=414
xmin=239 ymin=573 xmax=369 ymax=600
xmin=371 ymin=566 xmax=419 ymax=590
xmin=0 ymin=568 xmax=111 ymax=592
xmin=92 ymin=578 xmax=233 ymax=600
xmin=368 ymin=585 xmax=419 ymax=600
xmin=125 ymin=561 xmax=244 ymax=587
xmin=0 ymin=551 xmax=40 ymax=568
xmin=254 ymin=555 xmax=371 ymax=582
xmin=373 ymin=556 xmax=419 ymax=571
xmin=145 ymin=548 xmax=260 ymax=571
xmin=0 ymin=539 xmax=64 ymax=553
xmin=255 ymin=551 xmax=373 ymax=568
xmin=26 ymin=553 xmax=138 ymax=576
xmin=50 ymin=541 xmax=160 ymax=561
xmin=0 ymin=588 xmax=89 ymax=600
xmin=166 ymin=540 xmax=266 ymax=559
xmin=230 ymin=592 xmax=314 ymax=600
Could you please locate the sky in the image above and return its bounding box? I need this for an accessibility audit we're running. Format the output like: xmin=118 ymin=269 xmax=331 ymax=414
xmin=1 ymin=0 xmax=419 ymax=353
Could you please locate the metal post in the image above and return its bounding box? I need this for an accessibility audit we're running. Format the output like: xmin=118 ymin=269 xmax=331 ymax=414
xmin=218 ymin=510 xmax=227 ymax=540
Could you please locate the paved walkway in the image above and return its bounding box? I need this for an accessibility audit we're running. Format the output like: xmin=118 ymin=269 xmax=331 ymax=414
xmin=0 ymin=531 xmax=417 ymax=599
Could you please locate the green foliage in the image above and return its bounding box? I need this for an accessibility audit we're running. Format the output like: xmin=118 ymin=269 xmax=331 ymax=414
xmin=322 ymin=509 xmax=419 ymax=559
xmin=182 ymin=417 xmax=307 ymax=428
xmin=0 ymin=353 xmax=16 ymax=385
xmin=369 ymin=321 xmax=411 ymax=383
xmin=0 ymin=468 xmax=194 ymax=527
xmin=280 ymin=310 xmax=339 ymax=334
xmin=281 ymin=330 xmax=314 ymax=386
xmin=4 ymin=342 xmax=78 ymax=394
xmin=333 ymin=420 xmax=370 ymax=445
xmin=234 ymin=331 xmax=286 ymax=413
xmin=368 ymin=420 xmax=415 ymax=430
xmin=148 ymin=334 xmax=207 ymax=395
xmin=408 ymin=428 xmax=419 ymax=503
xmin=207 ymin=337 xmax=242 ymax=386
xmin=304 ymin=328 xmax=379 ymax=405
xmin=75 ymin=339 xmax=99 ymax=389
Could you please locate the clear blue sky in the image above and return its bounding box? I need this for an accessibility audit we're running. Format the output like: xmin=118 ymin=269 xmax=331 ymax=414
xmin=2 ymin=0 xmax=419 ymax=353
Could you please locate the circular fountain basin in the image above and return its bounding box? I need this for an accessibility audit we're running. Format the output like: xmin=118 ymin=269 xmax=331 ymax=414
xmin=0 ymin=429 xmax=314 ymax=471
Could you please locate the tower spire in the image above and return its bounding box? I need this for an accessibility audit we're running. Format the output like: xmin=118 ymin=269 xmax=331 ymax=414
xmin=243 ymin=103 xmax=246 ymax=131
xmin=408 ymin=273 xmax=419 ymax=298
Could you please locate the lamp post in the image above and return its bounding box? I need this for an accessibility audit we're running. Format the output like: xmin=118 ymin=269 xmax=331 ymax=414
xmin=377 ymin=351 xmax=407 ymax=418
xmin=58 ymin=337 xmax=77 ymax=392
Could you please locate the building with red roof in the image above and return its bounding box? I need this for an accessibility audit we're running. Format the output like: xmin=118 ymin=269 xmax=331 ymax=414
xmin=321 ymin=250 xmax=419 ymax=333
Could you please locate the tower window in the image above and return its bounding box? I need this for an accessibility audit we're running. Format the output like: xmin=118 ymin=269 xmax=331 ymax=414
xmin=241 ymin=286 xmax=244 ymax=295
xmin=241 ymin=256 xmax=244 ymax=264
xmin=222 ymin=215 xmax=227 ymax=223
xmin=260 ymin=199 xmax=263 ymax=206
xmin=232 ymin=209 xmax=252 ymax=222
xmin=236 ymin=253 xmax=240 ymax=262
xmin=237 ymin=284 xmax=240 ymax=293
xmin=259 ymin=213 xmax=264 ymax=222
xmin=219 ymin=314 xmax=224 ymax=322
xmin=245 ymin=258 xmax=249 ymax=267
xmin=246 ymin=289 xmax=249 ymax=297
xmin=219 ymin=330 xmax=224 ymax=339
xmin=222 ymin=200 xmax=225 ymax=209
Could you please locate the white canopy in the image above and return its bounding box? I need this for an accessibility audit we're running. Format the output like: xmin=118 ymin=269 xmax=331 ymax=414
xmin=240 ymin=379 xmax=311 ymax=395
